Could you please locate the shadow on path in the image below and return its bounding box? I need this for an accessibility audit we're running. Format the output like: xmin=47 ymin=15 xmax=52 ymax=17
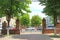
xmin=11 ymin=34 xmax=53 ymax=40
xmin=0 ymin=35 xmax=5 ymax=38
xmin=49 ymin=35 xmax=60 ymax=38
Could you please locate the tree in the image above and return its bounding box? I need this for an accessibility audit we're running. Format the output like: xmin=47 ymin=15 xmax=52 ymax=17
xmin=39 ymin=0 xmax=60 ymax=36
xmin=31 ymin=15 xmax=41 ymax=29
xmin=20 ymin=14 xmax=30 ymax=28
xmin=0 ymin=0 xmax=31 ymax=35
xmin=0 ymin=0 xmax=31 ymax=26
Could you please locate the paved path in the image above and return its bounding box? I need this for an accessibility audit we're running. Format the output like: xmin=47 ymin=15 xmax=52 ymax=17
xmin=0 ymin=34 xmax=52 ymax=40
xmin=0 ymin=32 xmax=60 ymax=40
xmin=12 ymin=34 xmax=52 ymax=40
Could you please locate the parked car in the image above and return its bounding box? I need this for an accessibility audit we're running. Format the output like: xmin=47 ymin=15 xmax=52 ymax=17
xmin=37 ymin=26 xmax=42 ymax=30
xmin=25 ymin=27 xmax=35 ymax=31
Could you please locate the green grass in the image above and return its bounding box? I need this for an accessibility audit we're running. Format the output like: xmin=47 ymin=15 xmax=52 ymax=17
xmin=49 ymin=35 xmax=60 ymax=38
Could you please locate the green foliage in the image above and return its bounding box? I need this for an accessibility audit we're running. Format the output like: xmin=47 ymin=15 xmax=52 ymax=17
xmin=31 ymin=15 xmax=41 ymax=27
xmin=20 ymin=14 xmax=30 ymax=28
xmin=39 ymin=0 xmax=60 ymax=16
xmin=0 ymin=0 xmax=31 ymax=18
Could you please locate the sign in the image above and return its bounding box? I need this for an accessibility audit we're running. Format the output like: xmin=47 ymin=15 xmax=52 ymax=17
xmin=46 ymin=16 xmax=54 ymax=29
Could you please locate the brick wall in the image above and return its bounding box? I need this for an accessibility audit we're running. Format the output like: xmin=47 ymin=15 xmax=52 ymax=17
xmin=1 ymin=29 xmax=20 ymax=35
xmin=43 ymin=23 xmax=60 ymax=34
xmin=43 ymin=29 xmax=54 ymax=34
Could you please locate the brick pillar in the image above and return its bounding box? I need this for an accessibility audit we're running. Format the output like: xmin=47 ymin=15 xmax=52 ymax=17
xmin=16 ymin=19 xmax=20 ymax=29
xmin=16 ymin=19 xmax=21 ymax=34
xmin=2 ymin=21 xmax=7 ymax=35
xmin=2 ymin=21 xmax=7 ymax=29
xmin=42 ymin=18 xmax=46 ymax=34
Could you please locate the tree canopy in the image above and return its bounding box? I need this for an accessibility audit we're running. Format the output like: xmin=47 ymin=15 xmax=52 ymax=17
xmin=39 ymin=0 xmax=60 ymax=16
xmin=31 ymin=15 xmax=41 ymax=27
xmin=0 ymin=0 xmax=31 ymax=18
xmin=20 ymin=14 xmax=30 ymax=28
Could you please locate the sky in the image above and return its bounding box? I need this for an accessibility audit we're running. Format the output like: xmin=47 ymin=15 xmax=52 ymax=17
xmin=29 ymin=2 xmax=47 ymax=19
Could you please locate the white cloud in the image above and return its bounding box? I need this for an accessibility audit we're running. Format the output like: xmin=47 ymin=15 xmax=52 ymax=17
xmin=29 ymin=12 xmax=47 ymax=19
xmin=31 ymin=0 xmax=39 ymax=2
xmin=29 ymin=2 xmax=45 ymax=11
xmin=29 ymin=2 xmax=46 ymax=19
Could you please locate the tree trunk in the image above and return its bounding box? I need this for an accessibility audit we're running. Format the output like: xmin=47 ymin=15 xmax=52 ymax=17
xmin=7 ymin=20 xmax=10 ymax=36
xmin=54 ymin=15 xmax=57 ymax=36
xmin=35 ymin=25 xmax=38 ymax=31
xmin=7 ymin=20 xmax=10 ymax=27
xmin=6 ymin=16 xmax=11 ymax=36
